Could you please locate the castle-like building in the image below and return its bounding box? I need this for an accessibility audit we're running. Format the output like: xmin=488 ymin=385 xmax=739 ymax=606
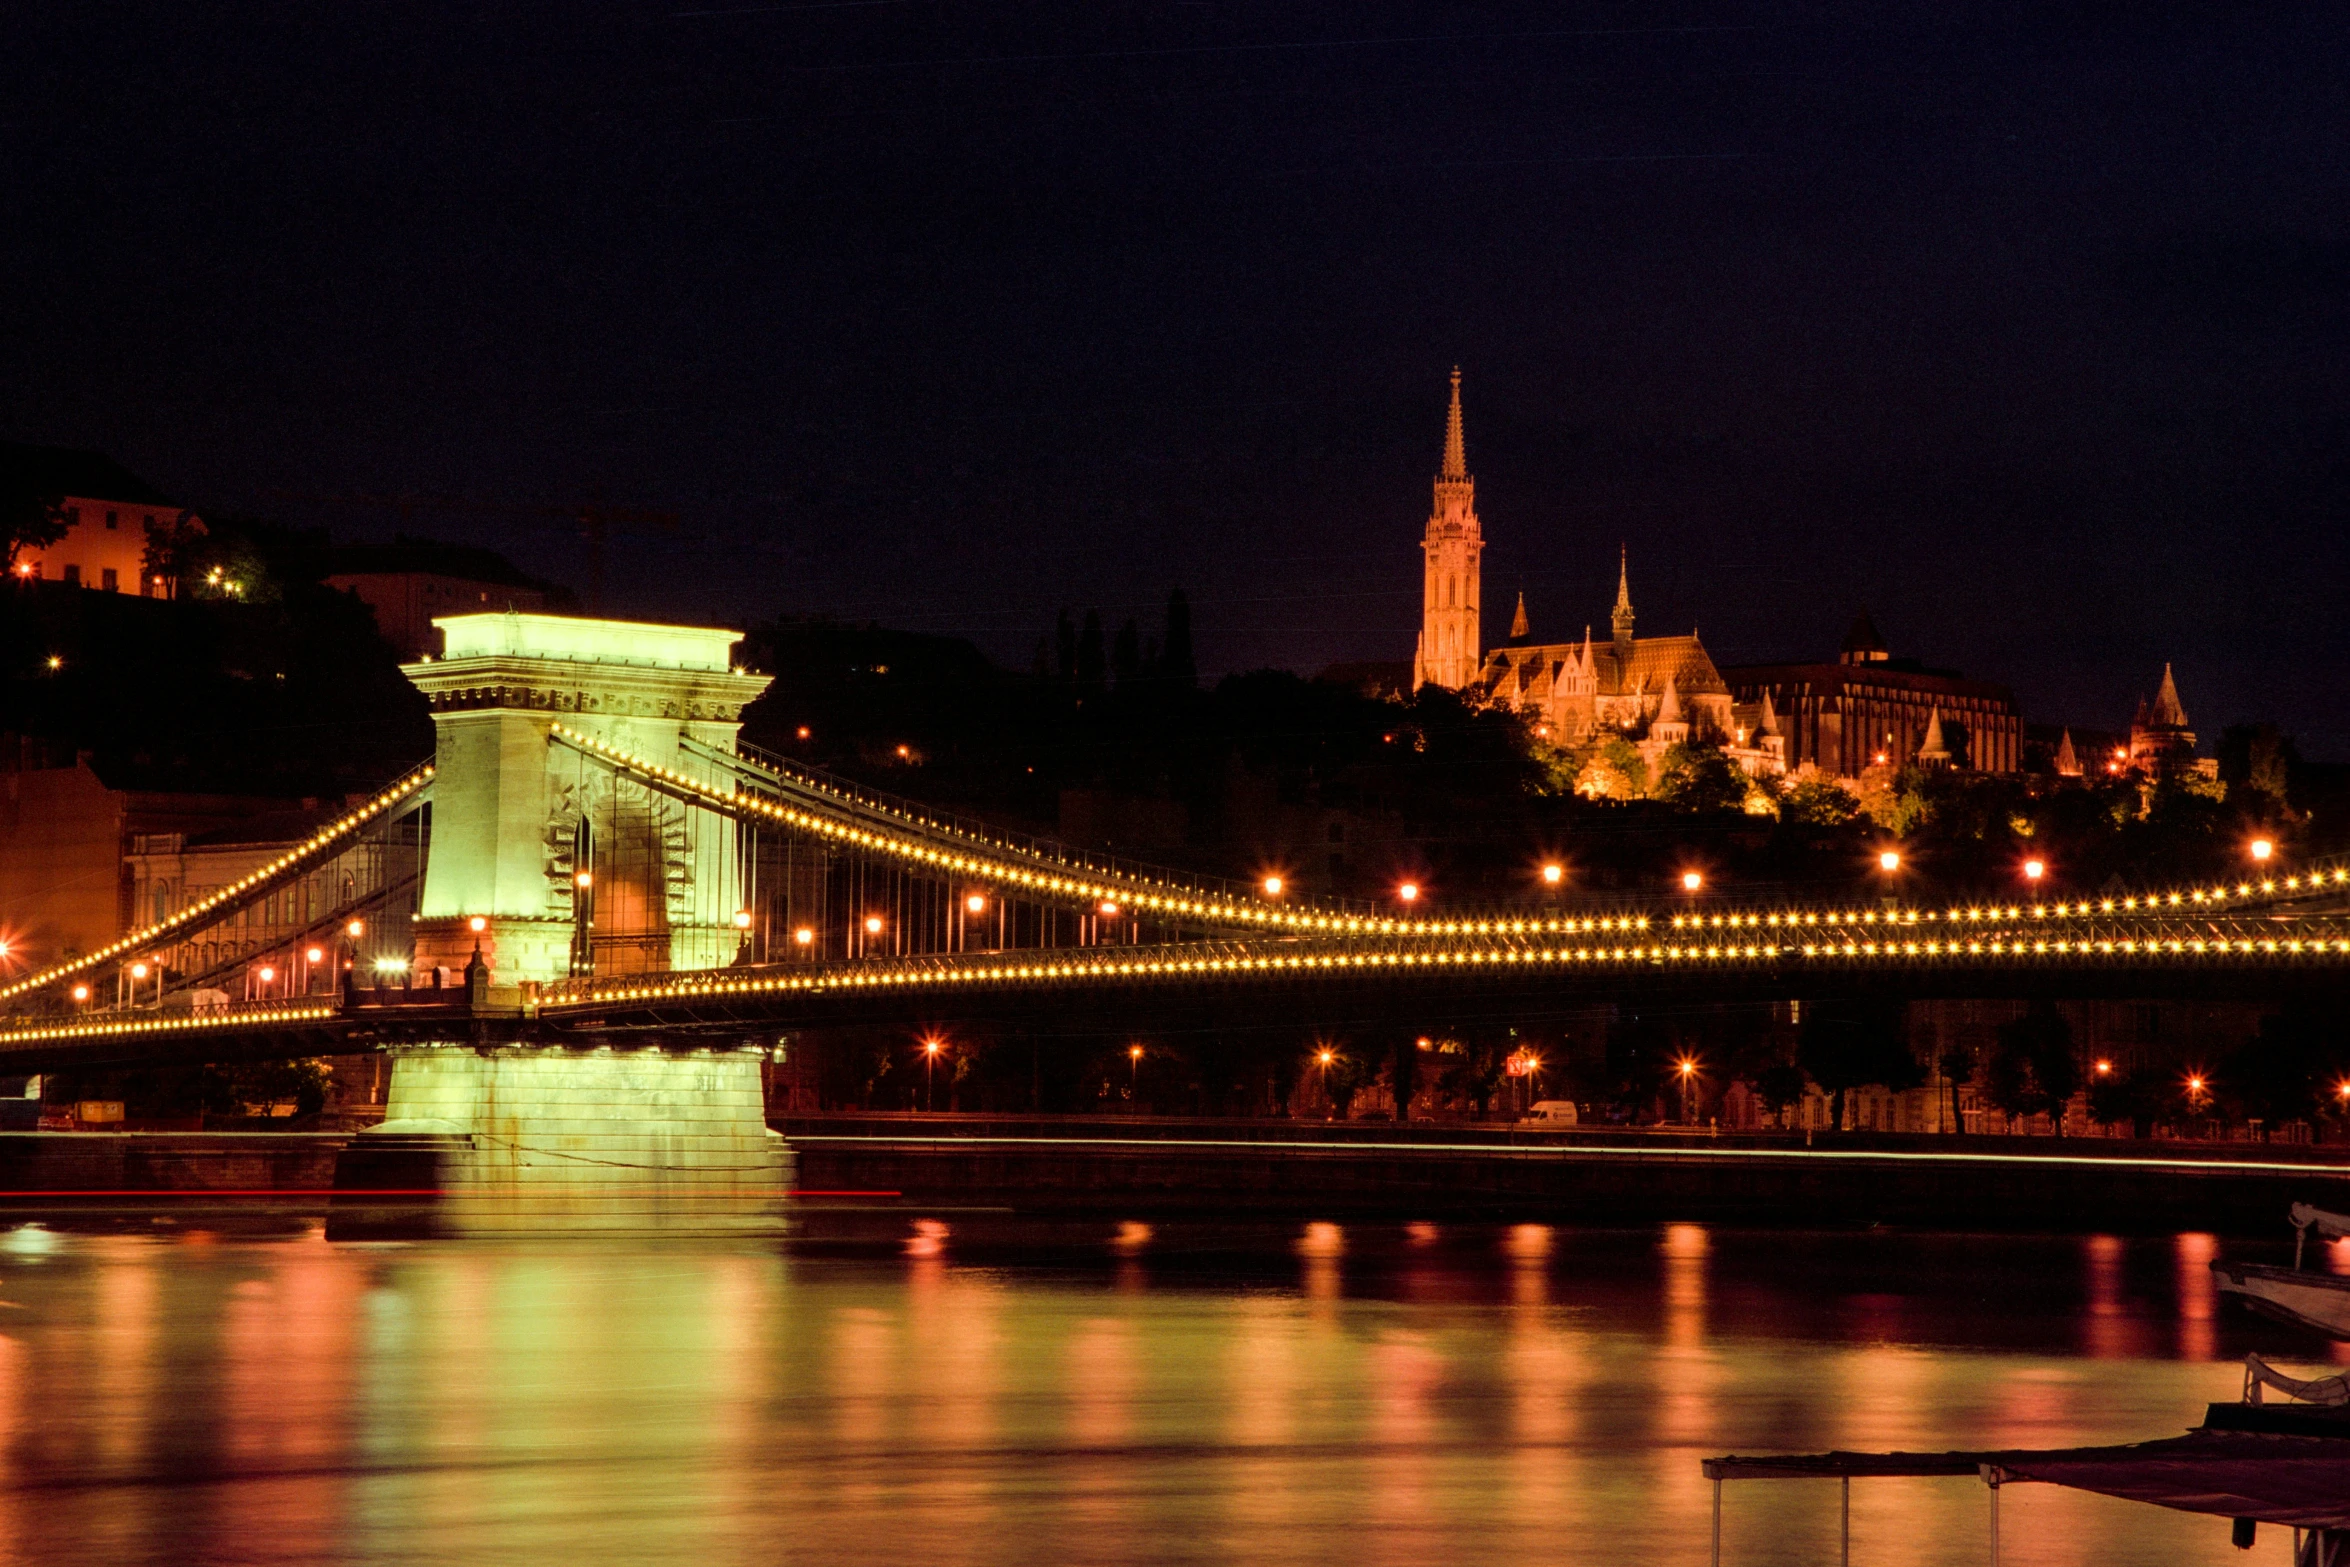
xmin=1409 ymin=372 xmax=2029 ymax=782
xmin=1410 ymin=374 xmax=1784 ymax=781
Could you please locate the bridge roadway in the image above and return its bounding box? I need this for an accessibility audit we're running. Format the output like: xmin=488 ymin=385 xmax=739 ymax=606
xmin=0 ymin=719 xmax=2343 ymax=1071
xmin=2 ymin=913 xmax=2344 ymax=1072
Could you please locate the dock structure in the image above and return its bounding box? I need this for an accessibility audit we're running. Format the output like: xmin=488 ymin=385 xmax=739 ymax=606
xmin=1704 ymin=1394 xmax=2350 ymax=1565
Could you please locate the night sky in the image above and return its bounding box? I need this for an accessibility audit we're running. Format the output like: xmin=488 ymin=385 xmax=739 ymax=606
xmin=6 ymin=3 xmax=2346 ymax=752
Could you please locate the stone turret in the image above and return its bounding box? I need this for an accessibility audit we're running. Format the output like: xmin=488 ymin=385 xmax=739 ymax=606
xmin=1918 ymin=706 xmax=1953 ymax=767
xmin=2127 ymin=662 xmax=2200 ymax=777
xmin=1650 ymin=675 xmax=1690 ymax=747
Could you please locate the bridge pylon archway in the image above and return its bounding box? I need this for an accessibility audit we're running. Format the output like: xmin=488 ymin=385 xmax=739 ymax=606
xmin=350 ymin=612 xmax=789 ymax=1230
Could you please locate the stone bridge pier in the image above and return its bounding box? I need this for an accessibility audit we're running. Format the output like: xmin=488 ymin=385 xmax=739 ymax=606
xmin=335 ymin=613 xmax=792 ymax=1233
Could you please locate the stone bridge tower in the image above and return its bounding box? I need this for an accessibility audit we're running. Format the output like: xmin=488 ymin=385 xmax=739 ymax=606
xmin=403 ymin=612 xmax=770 ymax=987
xmin=351 ymin=613 xmax=785 ymax=1231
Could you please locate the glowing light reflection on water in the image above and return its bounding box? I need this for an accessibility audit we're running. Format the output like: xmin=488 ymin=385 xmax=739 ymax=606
xmin=0 ymin=1221 xmax=2311 ymax=1565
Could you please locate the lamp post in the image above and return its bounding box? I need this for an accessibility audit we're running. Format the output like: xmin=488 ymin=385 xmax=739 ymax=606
xmin=922 ymin=1036 xmax=943 ymax=1112
xmin=1676 ymin=1056 xmax=1700 ymax=1125
xmin=1129 ymin=1044 xmax=1143 ymax=1099
xmin=1317 ymin=1048 xmax=1335 ymax=1117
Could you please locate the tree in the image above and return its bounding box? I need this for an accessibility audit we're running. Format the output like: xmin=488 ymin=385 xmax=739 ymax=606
xmin=1755 ymin=1063 xmax=1810 ymax=1126
xmin=2 ymin=491 xmax=67 ymax=571
xmin=1783 ymin=774 xmax=1861 ymax=827
xmin=1323 ymin=1051 xmax=1366 ymax=1119
xmin=1076 ymin=610 xmax=1107 ymax=689
xmin=1440 ymin=1036 xmax=1509 ymax=1117
xmin=1655 ymin=740 xmax=1748 ymax=813
xmin=1985 ymin=1003 xmax=2081 ymax=1131
xmin=2087 ymin=1070 xmax=2158 ymax=1138
xmin=1110 ymin=618 xmax=1143 ymax=685
xmin=2223 ymin=1006 xmax=2345 ymax=1137
xmin=2218 ymin=724 xmax=2299 ymax=809
xmin=1580 ymin=735 xmax=1648 ymax=799
xmin=140 ymin=510 xmax=206 ymax=597
xmin=1938 ymin=1046 xmax=1974 ymax=1134
xmin=1390 ymin=1034 xmax=1420 ymax=1121
xmin=1797 ymin=998 xmax=1919 ymax=1130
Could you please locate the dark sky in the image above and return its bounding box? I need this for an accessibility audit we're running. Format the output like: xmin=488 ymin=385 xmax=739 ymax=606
xmin=6 ymin=2 xmax=2346 ymax=752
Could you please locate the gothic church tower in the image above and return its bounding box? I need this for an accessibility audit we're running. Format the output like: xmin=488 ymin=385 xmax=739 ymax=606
xmin=1414 ymin=368 xmax=1483 ymax=690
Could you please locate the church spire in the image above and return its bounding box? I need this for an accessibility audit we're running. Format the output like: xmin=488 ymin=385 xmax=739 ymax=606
xmin=1441 ymin=367 xmax=1467 ymax=480
xmin=1414 ymin=367 xmax=1482 ymax=691
xmin=1611 ymin=546 xmax=1635 ymax=653
xmin=2150 ymin=662 xmax=2189 ymax=728
xmin=1508 ymin=591 xmax=1529 ymax=640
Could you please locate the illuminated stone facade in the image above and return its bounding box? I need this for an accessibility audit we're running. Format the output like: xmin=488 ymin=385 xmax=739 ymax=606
xmin=348 ymin=612 xmax=790 ymax=1230
xmin=1407 ymin=376 xmax=1783 ymax=783
xmin=1476 ymin=556 xmax=1787 ymax=783
xmin=1723 ymin=615 xmax=2023 ymax=778
xmin=402 ymin=612 xmax=771 ymax=986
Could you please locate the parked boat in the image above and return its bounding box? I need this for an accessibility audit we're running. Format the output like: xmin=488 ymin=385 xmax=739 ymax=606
xmin=2213 ymin=1203 xmax=2350 ymax=1339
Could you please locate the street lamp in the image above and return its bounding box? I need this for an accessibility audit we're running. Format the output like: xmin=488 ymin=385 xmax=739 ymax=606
xmin=1396 ymin=881 xmax=1420 ymax=905
xmin=2023 ymin=858 xmax=2045 ymax=884
xmin=921 ymin=1035 xmax=944 ymax=1111
xmin=1316 ymin=1048 xmax=1336 ymax=1116
xmin=794 ymin=926 xmax=815 ymax=949
xmin=1540 ymin=862 xmax=1565 ymax=887
xmin=1877 ymin=849 xmax=1901 ymax=873
xmin=2094 ymin=1058 xmax=2113 ymax=1077
xmin=1262 ymin=874 xmax=1284 ymax=898
xmin=2250 ymin=838 xmax=2275 ymax=863
xmin=1675 ymin=1055 xmax=1700 ymax=1123
xmin=1681 ymin=870 xmax=1704 ymax=893
xmin=966 ymin=893 xmax=986 ymax=914
xmin=864 ymin=915 xmax=885 ymax=935
xmin=1129 ymin=1044 xmax=1143 ymax=1095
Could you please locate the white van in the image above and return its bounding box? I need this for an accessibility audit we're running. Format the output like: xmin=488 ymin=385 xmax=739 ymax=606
xmin=1523 ymin=1100 xmax=1579 ymax=1125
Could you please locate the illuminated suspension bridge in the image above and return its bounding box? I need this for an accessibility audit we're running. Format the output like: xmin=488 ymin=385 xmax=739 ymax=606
xmin=0 ymin=610 xmax=2336 ymax=1224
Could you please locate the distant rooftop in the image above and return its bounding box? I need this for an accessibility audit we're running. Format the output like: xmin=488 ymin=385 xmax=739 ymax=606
xmin=324 ymin=534 xmax=545 ymax=588
xmin=0 ymin=440 xmax=174 ymax=508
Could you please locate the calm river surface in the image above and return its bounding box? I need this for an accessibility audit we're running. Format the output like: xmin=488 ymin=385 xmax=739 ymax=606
xmin=0 ymin=1215 xmax=2332 ymax=1565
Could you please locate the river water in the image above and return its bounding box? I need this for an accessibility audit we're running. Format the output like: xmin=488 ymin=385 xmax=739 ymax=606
xmin=0 ymin=1215 xmax=2331 ymax=1565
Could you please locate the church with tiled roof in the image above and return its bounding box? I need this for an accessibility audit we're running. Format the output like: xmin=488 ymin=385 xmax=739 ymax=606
xmin=1408 ymin=374 xmax=1785 ymax=783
